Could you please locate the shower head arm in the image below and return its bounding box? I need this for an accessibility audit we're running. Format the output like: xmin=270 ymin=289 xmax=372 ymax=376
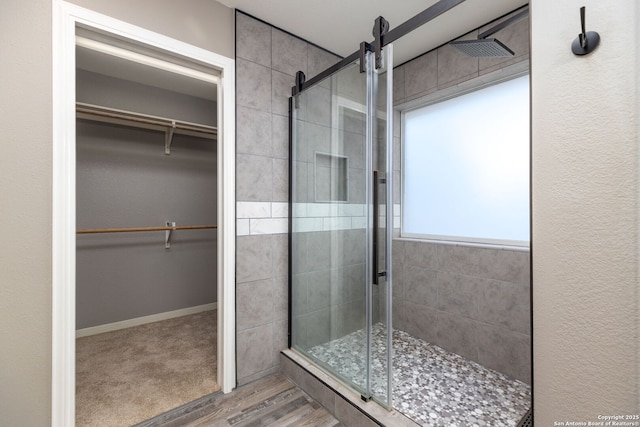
xmin=478 ymin=7 xmax=528 ymax=39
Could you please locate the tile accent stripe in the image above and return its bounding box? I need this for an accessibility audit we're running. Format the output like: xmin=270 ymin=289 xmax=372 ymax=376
xmin=237 ymin=202 xmax=401 ymax=236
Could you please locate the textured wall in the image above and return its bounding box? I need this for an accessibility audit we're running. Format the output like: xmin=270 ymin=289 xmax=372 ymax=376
xmin=234 ymin=11 xmax=341 ymax=385
xmin=0 ymin=1 xmax=233 ymax=423
xmin=76 ymin=71 xmax=218 ymax=329
xmin=531 ymin=0 xmax=639 ymax=420
xmin=0 ymin=1 xmax=53 ymax=425
xmin=392 ymin=8 xmax=531 ymax=384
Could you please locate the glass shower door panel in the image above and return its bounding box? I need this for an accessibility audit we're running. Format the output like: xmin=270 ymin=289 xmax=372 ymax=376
xmin=370 ymin=44 xmax=394 ymax=407
xmin=291 ymin=58 xmax=371 ymax=395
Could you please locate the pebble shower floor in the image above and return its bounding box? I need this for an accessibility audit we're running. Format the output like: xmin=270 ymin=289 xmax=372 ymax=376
xmin=308 ymin=324 xmax=531 ymax=426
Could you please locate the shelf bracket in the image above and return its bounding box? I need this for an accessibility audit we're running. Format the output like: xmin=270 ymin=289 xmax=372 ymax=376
xmin=165 ymin=122 xmax=176 ymax=155
xmin=165 ymin=221 xmax=176 ymax=248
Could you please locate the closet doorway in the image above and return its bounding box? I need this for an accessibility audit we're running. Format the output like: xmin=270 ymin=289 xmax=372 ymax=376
xmin=75 ymin=28 xmax=221 ymax=425
xmin=52 ymin=3 xmax=236 ymax=426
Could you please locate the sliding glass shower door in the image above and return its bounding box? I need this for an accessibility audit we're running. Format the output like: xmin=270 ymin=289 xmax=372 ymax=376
xmin=290 ymin=47 xmax=393 ymax=406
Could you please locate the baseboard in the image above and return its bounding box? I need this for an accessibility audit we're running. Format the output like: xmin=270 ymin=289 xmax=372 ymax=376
xmin=76 ymin=303 xmax=217 ymax=338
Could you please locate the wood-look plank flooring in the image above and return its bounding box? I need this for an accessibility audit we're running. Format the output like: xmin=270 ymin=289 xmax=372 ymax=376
xmin=137 ymin=374 xmax=341 ymax=427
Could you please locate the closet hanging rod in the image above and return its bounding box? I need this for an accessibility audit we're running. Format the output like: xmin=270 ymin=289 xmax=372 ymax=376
xmin=77 ymin=225 xmax=217 ymax=234
xmin=76 ymin=102 xmax=217 ymax=138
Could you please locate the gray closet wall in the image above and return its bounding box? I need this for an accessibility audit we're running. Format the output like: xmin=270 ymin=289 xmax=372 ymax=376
xmin=76 ymin=70 xmax=218 ymax=329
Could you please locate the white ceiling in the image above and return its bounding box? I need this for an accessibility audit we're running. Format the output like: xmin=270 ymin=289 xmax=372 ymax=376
xmin=75 ymin=1 xmax=527 ymax=100
xmin=76 ymin=45 xmax=218 ymax=101
xmin=219 ymin=0 xmax=527 ymax=65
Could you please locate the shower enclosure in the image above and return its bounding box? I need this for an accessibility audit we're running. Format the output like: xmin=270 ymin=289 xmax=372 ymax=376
xmin=287 ymin=2 xmax=532 ymax=425
xmin=289 ymin=45 xmax=394 ymax=406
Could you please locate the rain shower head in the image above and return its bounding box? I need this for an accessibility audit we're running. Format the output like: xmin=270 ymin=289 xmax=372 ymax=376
xmin=450 ymin=38 xmax=514 ymax=57
xmin=449 ymin=6 xmax=528 ymax=58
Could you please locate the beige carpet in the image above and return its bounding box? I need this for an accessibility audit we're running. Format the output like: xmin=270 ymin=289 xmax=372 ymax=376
xmin=76 ymin=310 xmax=219 ymax=426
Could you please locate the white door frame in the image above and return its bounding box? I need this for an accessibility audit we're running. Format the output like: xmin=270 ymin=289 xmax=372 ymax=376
xmin=52 ymin=2 xmax=236 ymax=425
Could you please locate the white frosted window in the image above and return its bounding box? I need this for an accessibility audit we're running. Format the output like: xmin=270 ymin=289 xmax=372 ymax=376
xmin=402 ymin=75 xmax=530 ymax=246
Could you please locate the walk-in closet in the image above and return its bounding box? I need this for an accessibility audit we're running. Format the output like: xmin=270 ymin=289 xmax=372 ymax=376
xmin=74 ymin=28 xmax=220 ymax=426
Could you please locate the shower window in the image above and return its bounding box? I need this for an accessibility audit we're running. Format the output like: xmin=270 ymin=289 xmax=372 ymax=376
xmin=401 ymin=74 xmax=530 ymax=246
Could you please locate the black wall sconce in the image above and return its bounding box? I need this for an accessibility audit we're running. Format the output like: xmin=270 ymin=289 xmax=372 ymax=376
xmin=572 ymin=6 xmax=600 ymax=56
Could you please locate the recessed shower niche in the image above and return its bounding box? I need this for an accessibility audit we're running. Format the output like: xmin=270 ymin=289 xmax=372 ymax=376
xmin=314 ymin=152 xmax=348 ymax=202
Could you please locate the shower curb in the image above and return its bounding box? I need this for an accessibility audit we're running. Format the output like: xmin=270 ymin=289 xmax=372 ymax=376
xmin=282 ymin=349 xmax=533 ymax=427
xmin=281 ymin=349 xmax=419 ymax=427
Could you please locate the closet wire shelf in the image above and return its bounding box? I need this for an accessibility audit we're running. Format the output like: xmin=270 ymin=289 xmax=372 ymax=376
xmin=76 ymin=102 xmax=217 ymax=154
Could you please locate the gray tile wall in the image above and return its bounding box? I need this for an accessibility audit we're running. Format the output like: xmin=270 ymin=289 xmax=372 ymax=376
xmin=391 ymin=8 xmax=531 ymax=384
xmin=292 ymin=229 xmax=379 ymax=350
xmin=236 ymin=7 xmax=530 ymax=387
xmin=393 ymin=8 xmax=530 ymax=105
xmin=235 ymin=11 xmax=340 ymax=386
xmin=392 ymin=241 xmax=531 ymax=383
xmin=289 ymin=60 xmax=382 ymax=351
